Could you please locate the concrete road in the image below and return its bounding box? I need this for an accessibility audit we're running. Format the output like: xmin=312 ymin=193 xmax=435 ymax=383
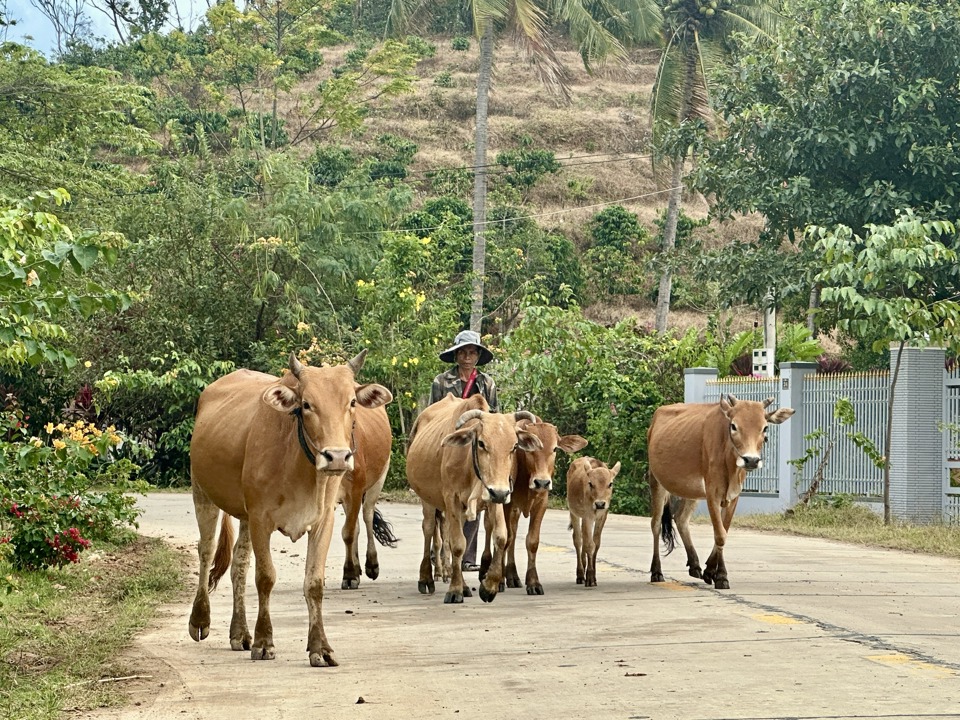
xmin=85 ymin=493 xmax=960 ymax=720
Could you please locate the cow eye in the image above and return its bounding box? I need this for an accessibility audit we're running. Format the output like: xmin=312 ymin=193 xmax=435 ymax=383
xmin=588 ymin=482 xmax=594 ymax=489
xmin=730 ymin=422 xmax=738 ymax=432
xmin=350 ymin=398 xmax=357 ymax=408
xmin=478 ymin=440 xmax=486 ymax=450
xmin=302 ymin=401 xmax=312 ymax=411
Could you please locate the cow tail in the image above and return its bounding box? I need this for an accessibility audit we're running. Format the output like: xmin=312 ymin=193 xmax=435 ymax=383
xmin=661 ymin=500 xmax=677 ymax=555
xmin=373 ymin=508 xmax=400 ymax=548
xmin=209 ymin=512 xmax=234 ymax=591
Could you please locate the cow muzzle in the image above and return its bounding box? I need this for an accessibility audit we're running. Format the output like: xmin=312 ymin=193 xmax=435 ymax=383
xmin=738 ymin=455 xmax=762 ymax=471
xmin=318 ymin=448 xmax=354 ymax=473
xmin=486 ymin=487 xmax=511 ymax=504
xmin=594 ymin=501 xmax=607 ymax=511
xmin=531 ymin=477 xmax=552 ymax=491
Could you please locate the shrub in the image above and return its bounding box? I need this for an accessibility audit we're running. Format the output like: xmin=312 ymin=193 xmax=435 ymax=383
xmin=451 ymin=36 xmax=470 ymax=51
xmin=434 ymin=71 xmax=454 ymax=88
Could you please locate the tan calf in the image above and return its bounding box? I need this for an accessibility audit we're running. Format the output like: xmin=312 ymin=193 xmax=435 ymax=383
xmin=647 ymin=394 xmax=794 ymax=589
xmin=406 ymin=394 xmax=541 ymax=603
xmin=566 ymin=456 xmax=620 ymax=587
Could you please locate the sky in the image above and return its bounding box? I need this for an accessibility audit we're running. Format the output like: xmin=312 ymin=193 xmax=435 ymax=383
xmin=3 ymin=0 xmax=207 ymax=56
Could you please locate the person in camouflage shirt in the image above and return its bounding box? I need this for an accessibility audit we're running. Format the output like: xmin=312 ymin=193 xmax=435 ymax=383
xmin=429 ymin=330 xmax=499 ymax=570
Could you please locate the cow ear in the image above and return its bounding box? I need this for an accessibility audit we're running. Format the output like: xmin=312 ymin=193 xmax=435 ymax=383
xmin=558 ymin=434 xmax=588 ymax=454
xmin=263 ymin=384 xmax=299 ymax=413
xmin=609 ymin=461 xmax=622 ymax=478
xmin=441 ymin=427 xmax=475 ymax=447
xmin=516 ymin=431 xmax=544 ymax=453
xmin=720 ymin=394 xmax=734 ymax=413
xmin=356 ymin=383 xmax=393 ymax=409
xmin=766 ymin=407 xmax=796 ymax=425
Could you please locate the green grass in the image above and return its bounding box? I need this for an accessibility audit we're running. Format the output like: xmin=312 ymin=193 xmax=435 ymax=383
xmin=0 ymin=537 xmax=186 ymax=720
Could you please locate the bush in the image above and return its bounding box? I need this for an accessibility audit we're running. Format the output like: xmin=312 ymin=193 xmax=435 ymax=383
xmin=451 ymin=36 xmax=470 ymax=51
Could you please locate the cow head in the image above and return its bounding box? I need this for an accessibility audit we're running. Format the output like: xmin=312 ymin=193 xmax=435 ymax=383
xmin=516 ymin=419 xmax=588 ymax=491
xmin=584 ymin=460 xmax=620 ymax=511
xmin=442 ymin=410 xmax=543 ymax=504
xmin=262 ymin=350 xmax=393 ymax=473
xmin=720 ymin=394 xmax=795 ymax=471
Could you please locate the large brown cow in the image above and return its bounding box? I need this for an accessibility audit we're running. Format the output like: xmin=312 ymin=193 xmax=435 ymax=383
xmin=188 ymin=351 xmax=392 ymax=667
xmin=406 ymin=394 xmax=542 ymax=603
xmin=491 ymin=419 xmax=586 ymax=595
xmin=647 ymin=393 xmax=794 ymax=590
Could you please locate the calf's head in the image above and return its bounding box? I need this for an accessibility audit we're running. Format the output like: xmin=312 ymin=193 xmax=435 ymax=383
xmin=721 ymin=394 xmax=795 ymax=471
xmin=516 ymin=420 xmax=588 ymax=491
xmin=584 ymin=461 xmax=620 ymax=511
xmin=262 ymin=350 xmax=393 ymax=473
xmin=442 ymin=410 xmax=543 ymax=504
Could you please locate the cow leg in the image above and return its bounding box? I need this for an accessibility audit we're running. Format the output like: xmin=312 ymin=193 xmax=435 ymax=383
xmin=419 ymin=503 xmax=437 ymax=594
xmin=340 ymin=472 xmax=363 ymax=590
xmin=229 ymin=519 xmax=253 ymax=651
xmin=673 ymin=498 xmax=703 ymax=579
xmin=649 ymin=474 xmax=668 ymax=583
xmin=444 ymin=502 xmax=469 ymax=604
xmin=248 ymin=519 xmax=277 ymax=661
xmin=582 ymin=514 xmax=598 ymax=587
xmin=524 ymin=494 xmax=548 ymax=595
xmin=362 ymin=471 xmax=388 ymax=581
xmin=479 ymin=510 xmax=493 ymax=581
xmin=570 ymin=512 xmax=585 ymax=584
xmin=188 ymin=482 xmax=220 ymax=642
xmin=479 ymin=503 xmax=506 ymax=602
xmin=503 ymin=504 xmax=523 ymax=589
xmin=702 ymin=495 xmax=730 ymax=590
xmin=304 ymin=474 xmax=343 ymax=667
xmin=586 ymin=510 xmax=608 ymax=588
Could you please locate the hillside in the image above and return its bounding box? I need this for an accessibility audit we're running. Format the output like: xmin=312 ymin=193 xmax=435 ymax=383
xmin=357 ymin=36 xmax=764 ymax=332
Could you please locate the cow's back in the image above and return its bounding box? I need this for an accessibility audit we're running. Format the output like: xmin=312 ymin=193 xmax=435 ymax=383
xmin=191 ymin=369 xmax=285 ymax=517
xmin=352 ymin=404 xmax=392 ymax=489
xmin=648 ymin=402 xmax=720 ymax=496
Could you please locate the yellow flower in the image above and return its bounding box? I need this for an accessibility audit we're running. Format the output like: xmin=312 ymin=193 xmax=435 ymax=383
xmin=296 ymin=322 xmax=311 ymax=334
xmin=56 ymin=423 xmax=66 ymax=431
xmin=391 ymin=357 xmax=397 ymax=366
xmin=84 ymin=360 xmax=92 ymax=368
xmin=32 ymin=439 xmax=43 ymax=448
xmin=420 ymin=237 xmax=431 ymax=245
xmin=53 ymin=439 xmax=66 ymax=450
xmin=45 ymin=422 xmax=54 ymax=434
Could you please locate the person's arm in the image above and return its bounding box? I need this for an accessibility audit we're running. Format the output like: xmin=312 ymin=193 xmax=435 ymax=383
xmin=485 ymin=376 xmax=499 ymax=413
xmin=429 ymin=376 xmax=443 ymax=405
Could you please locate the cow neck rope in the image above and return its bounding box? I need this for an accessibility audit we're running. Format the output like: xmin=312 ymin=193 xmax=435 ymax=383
xmin=470 ymin=434 xmax=514 ymax=496
xmin=290 ymin=407 xmax=357 ymax=467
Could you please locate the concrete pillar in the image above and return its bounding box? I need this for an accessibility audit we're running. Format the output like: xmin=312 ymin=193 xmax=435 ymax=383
xmin=778 ymin=362 xmax=818 ymax=510
xmin=889 ymin=345 xmax=944 ymax=523
xmin=684 ymin=367 xmax=718 ymax=404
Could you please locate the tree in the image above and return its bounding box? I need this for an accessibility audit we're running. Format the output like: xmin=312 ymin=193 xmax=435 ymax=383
xmin=811 ymin=211 xmax=960 ymax=523
xmin=690 ymin=0 xmax=960 ymax=331
xmin=387 ymin=0 xmax=638 ymax=333
xmin=28 ymin=0 xmax=92 ymax=54
xmin=646 ymin=0 xmax=779 ymax=332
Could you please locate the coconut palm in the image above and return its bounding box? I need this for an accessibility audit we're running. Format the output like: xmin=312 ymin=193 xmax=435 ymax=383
xmin=386 ymin=0 xmax=654 ymax=332
xmin=648 ymin=0 xmax=779 ymax=332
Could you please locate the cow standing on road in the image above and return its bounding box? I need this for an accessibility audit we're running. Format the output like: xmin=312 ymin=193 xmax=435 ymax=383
xmin=647 ymin=394 xmax=794 ymax=589
xmin=188 ymin=350 xmax=392 ymax=667
xmin=566 ymin=456 xmax=620 ymax=587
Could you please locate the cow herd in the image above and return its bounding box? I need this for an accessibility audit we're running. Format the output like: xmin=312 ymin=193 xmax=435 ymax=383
xmin=187 ymin=352 xmax=794 ymax=666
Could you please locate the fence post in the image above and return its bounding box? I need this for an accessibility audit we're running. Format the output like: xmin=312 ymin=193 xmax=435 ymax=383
xmin=778 ymin=362 xmax=818 ymax=511
xmin=684 ymin=368 xmax=718 ymax=403
xmin=889 ymin=344 xmax=945 ymax=523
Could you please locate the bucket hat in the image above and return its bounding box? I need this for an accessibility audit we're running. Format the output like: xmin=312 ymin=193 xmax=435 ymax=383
xmin=439 ymin=330 xmax=494 ymax=366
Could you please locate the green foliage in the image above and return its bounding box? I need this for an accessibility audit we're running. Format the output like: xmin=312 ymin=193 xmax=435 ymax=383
xmin=0 ymin=190 xmax=134 ymax=373
xmin=451 ymin=36 xmax=470 ymax=51
xmin=0 ymin=401 xmax=146 ymax=570
xmin=434 ymin=71 xmax=455 ymax=87
xmin=495 ymin=139 xmax=562 ymax=199
xmin=310 ymin=145 xmax=357 ymax=187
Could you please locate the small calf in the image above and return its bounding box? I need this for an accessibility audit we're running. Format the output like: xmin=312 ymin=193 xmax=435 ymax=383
xmin=566 ymin=457 xmax=621 ymax=587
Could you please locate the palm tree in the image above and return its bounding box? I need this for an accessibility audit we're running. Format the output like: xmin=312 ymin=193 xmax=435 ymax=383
xmin=648 ymin=0 xmax=779 ymax=332
xmin=387 ymin=0 xmax=649 ymax=332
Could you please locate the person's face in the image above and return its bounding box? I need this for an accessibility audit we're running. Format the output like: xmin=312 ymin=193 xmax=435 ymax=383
xmin=455 ymin=345 xmax=480 ymax=370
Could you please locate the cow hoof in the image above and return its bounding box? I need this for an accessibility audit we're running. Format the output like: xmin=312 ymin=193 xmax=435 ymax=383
xmin=310 ymin=650 xmax=338 ymax=667
xmin=506 ymin=576 xmax=522 ymax=589
xmin=576 ymin=575 xmax=584 ymax=585
xmin=462 ymin=585 xmax=473 ymax=597
xmin=188 ymin=622 xmax=209 ymax=642
xmin=651 ymin=572 xmax=665 ymax=583
xmin=526 ymin=584 xmax=544 ymax=596
xmin=230 ymin=635 xmax=251 ymax=651
xmin=418 ymin=580 xmax=435 ymax=595
xmin=365 ymin=564 xmax=380 ymax=581
xmin=251 ymin=645 xmax=276 ymax=661
xmin=498 ymin=580 xmax=506 ymax=593
xmin=342 ymin=577 xmax=360 ymax=590
xmin=444 ymin=591 xmax=464 ymax=604
xmin=688 ymin=567 xmax=703 ymax=579
xmin=714 ymin=578 xmax=730 ymax=590
xmin=478 ymin=584 xmax=498 ymax=603
xmin=585 ymin=579 xmax=597 ymax=588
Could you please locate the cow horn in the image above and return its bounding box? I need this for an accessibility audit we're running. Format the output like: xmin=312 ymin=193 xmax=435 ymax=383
xmin=514 ymin=410 xmax=536 ymax=424
xmin=289 ymin=352 xmax=304 ymax=378
xmin=726 ymin=393 xmax=738 ymax=406
xmin=762 ymin=396 xmax=775 ymax=409
xmin=348 ymin=349 xmax=368 ymax=376
xmin=456 ymin=409 xmax=484 ymax=429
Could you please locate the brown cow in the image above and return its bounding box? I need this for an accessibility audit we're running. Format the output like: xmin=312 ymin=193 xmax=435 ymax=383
xmin=491 ymin=419 xmax=587 ymax=595
xmin=406 ymin=393 xmax=542 ymax=603
xmin=647 ymin=394 xmax=794 ymax=590
xmin=566 ymin=456 xmax=620 ymax=587
xmin=188 ymin=351 xmax=392 ymax=666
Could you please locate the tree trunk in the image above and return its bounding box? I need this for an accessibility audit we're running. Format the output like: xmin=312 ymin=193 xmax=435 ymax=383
xmin=654 ymin=157 xmax=683 ymax=333
xmin=883 ymin=340 xmax=905 ymax=525
xmin=469 ymin=25 xmax=494 ymax=334
xmin=807 ymin=282 xmax=821 ymax=337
